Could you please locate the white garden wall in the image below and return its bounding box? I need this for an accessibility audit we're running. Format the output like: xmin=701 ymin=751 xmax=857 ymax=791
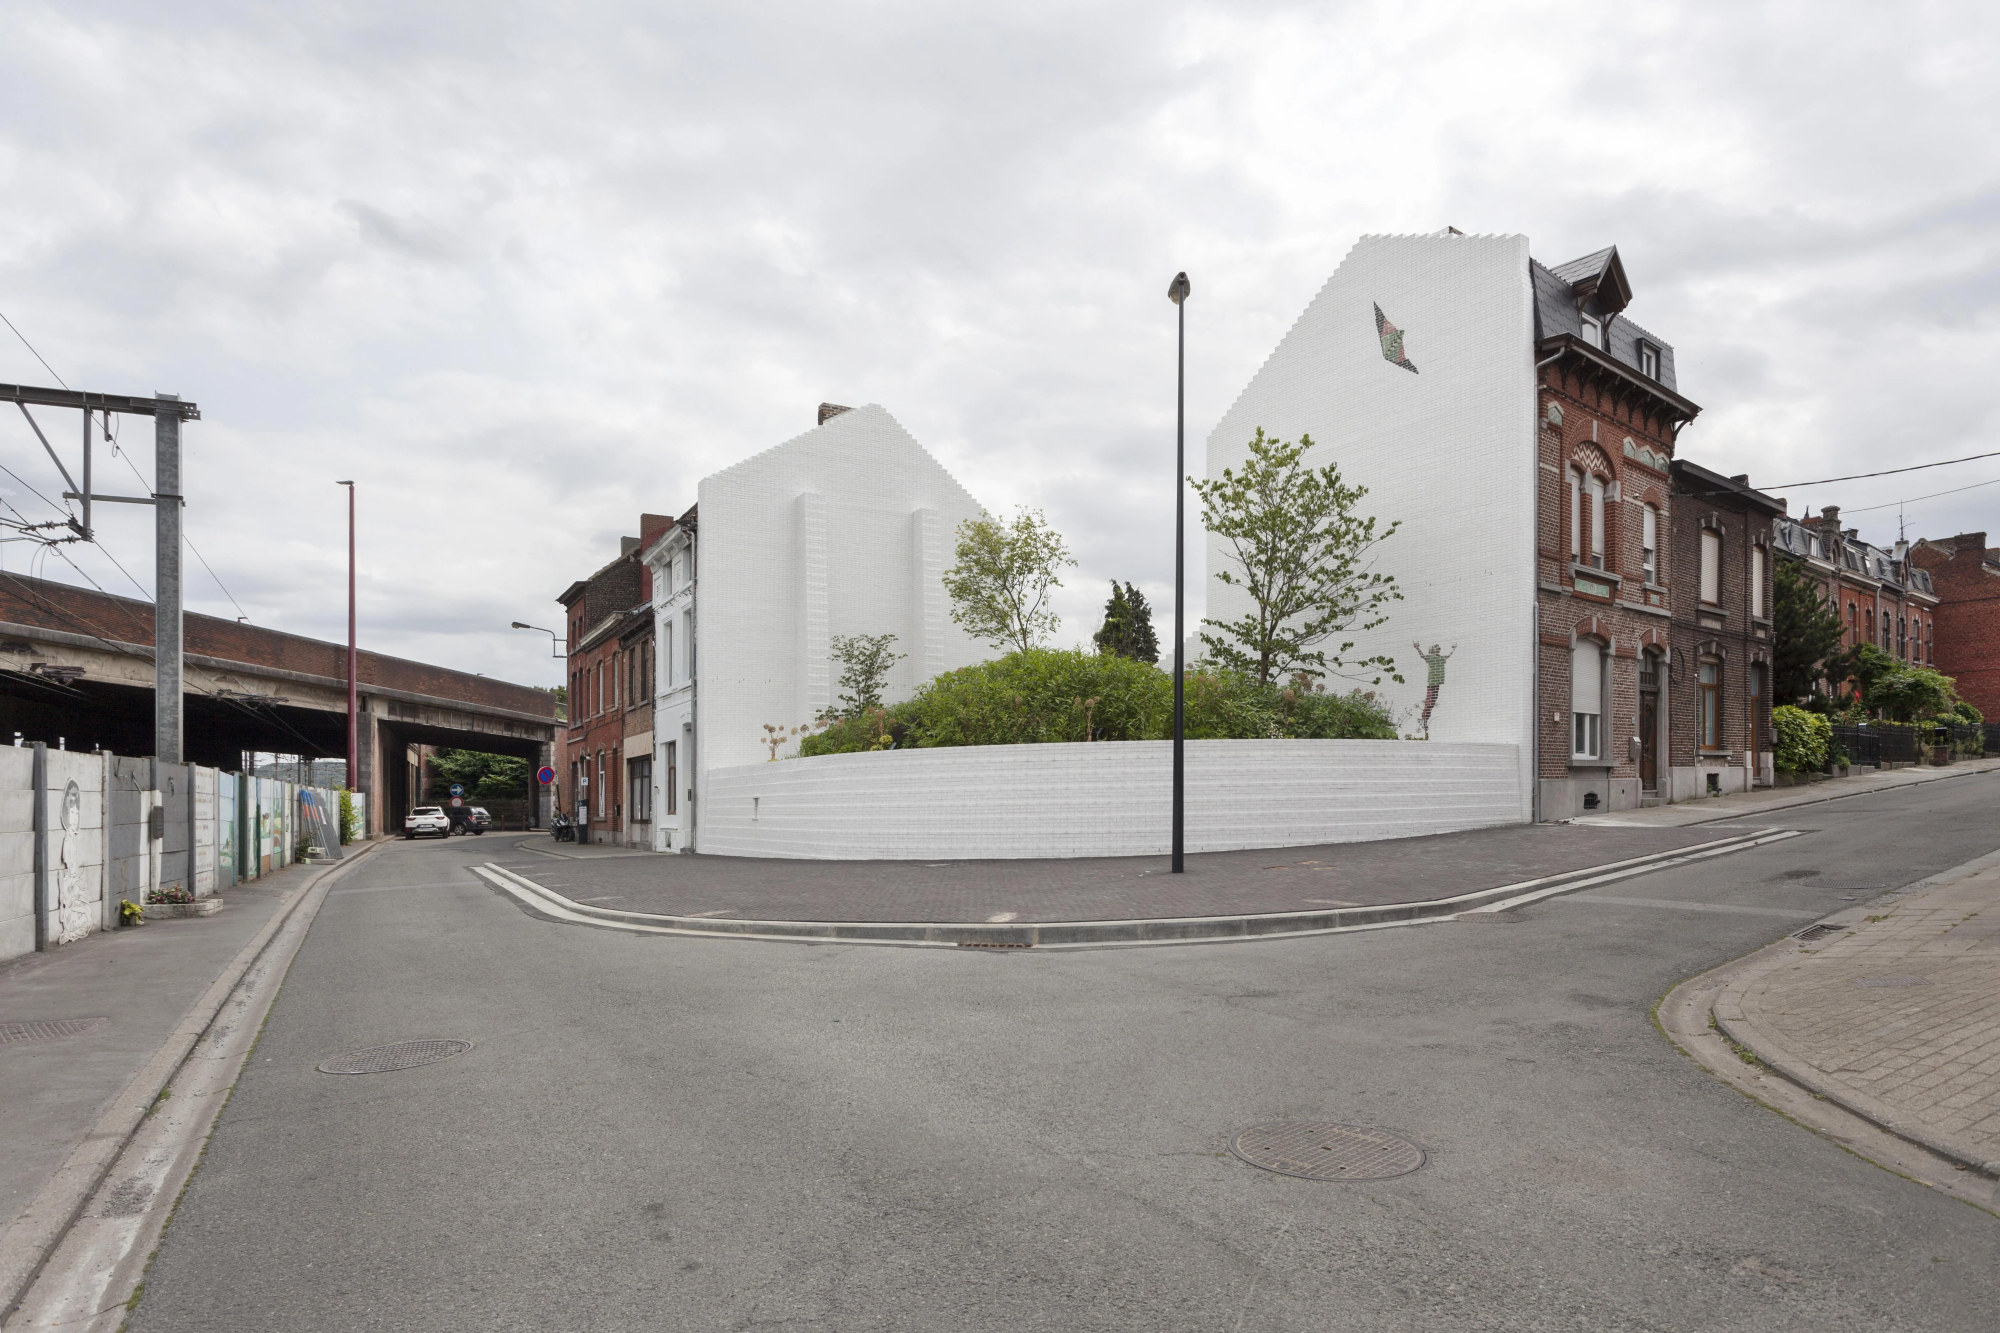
xmin=697 ymin=740 xmax=1525 ymax=860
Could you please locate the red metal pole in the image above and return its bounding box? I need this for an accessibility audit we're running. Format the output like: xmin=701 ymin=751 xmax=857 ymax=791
xmin=345 ymin=483 xmax=358 ymax=791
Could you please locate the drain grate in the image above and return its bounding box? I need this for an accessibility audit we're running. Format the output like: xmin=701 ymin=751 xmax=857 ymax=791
xmin=0 ymin=1017 xmax=106 ymax=1046
xmin=1228 ymin=1122 xmax=1426 ymax=1181
xmin=1853 ymin=975 xmax=1931 ymax=988
xmin=1794 ymin=923 xmax=1845 ymax=942
xmin=957 ymin=940 xmax=1032 ymax=949
xmin=317 ymin=1039 xmax=472 ymax=1075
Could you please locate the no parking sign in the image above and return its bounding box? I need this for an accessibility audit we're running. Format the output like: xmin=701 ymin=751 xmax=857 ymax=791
xmin=536 ymin=766 xmax=556 ymax=785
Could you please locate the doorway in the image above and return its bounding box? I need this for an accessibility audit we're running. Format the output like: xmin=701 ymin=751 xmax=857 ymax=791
xmin=1639 ymin=651 xmax=1661 ymax=792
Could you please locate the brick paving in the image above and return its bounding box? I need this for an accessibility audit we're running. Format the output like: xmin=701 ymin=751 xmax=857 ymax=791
xmin=1730 ymin=862 xmax=2000 ymax=1169
xmin=481 ymin=821 xmax=1739 ymax=923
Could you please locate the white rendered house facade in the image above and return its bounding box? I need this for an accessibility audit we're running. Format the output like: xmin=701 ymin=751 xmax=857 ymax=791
xmin=645 ymin=403 xmax=989 ymax=852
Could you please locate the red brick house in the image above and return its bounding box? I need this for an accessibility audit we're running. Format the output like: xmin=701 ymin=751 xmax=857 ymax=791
xmin=1909 ymin=532 xmax=1999 ymax=716
xmin=557 ymin=514 xmax=671 ymax=844
xmin=1772 ymin=507 xmax=1939 ymax=709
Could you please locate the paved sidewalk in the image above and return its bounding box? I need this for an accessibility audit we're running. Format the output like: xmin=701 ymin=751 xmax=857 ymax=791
xmin=0 ymin=845 xmax=378 ymax=1315
xmin=1576 ymin=755 xmax=2000 ymax=829
xmin=1714 ymin=850 xmax=2000 ymax=1176
xmin=485 ymin=820 xmax=1754 ymax=924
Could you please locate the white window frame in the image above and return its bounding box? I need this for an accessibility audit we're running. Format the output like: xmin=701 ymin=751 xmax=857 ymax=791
xmin=1570 ymin=639 xmax=1604 ymax=762
xmin=1569 ymin=469 xmax=1582 ymax=561
xmin=1641 ymin=504 xmax=1658 ymax=584
xmin=1586 ymin=475 xmax=1606 ymax=569
xmin=1581 ymin=315 xmax=1603 ymax=349
xmin=1639 ymin=343 xmax=1660 ymax=379
xmin=1700 ymin=529 xmax=1721 ymax=606
xmin=1750 ymin=546 xmax=1765 ymax=618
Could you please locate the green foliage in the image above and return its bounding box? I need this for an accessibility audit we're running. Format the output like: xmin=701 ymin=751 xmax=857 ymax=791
xmin=1867 ymin=665 xmax=1958 ymax=723
xmin=337 ymin=789 xmax=360 ymax=844
xmin=1772 ymin=557 xmax=1847 ymax=705
xmin=1841 ymin=642 xmax=1899 ymax=706
xmin=426 ymin=749 xmax=531 ymax=802
xmin=942 ymin=509 xmax=1075 ymax=653
xmin=828 ymin=633 xmax=905 ymax=717
xmin=795 ymin=650 xmax=1398 ymax=751
xmin=1771 ymin=704 xmax=1831 ymax=773
xmin=1193 ymin=428 xmax=1403 ymax=685
xmin=1952 ymin=699 xmax=1985 ymax=726
xmin=1093 ymin=582 xmax=1160 ymax=664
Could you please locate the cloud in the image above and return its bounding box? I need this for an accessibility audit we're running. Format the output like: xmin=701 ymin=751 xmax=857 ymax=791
xmin=0 ymin=0 xmax=1995 ymax=695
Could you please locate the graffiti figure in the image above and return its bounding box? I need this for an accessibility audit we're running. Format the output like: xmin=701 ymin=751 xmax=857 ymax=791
xmin=56 ymin=779 xmax=88 ymax=944
xmin=1413 ymin=643 xmax=1456 ymax=740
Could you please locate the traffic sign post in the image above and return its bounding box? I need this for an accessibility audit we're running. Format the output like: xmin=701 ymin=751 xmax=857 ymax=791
xmin=449 ymin=783 xmax=465 ymax=798
xmin=536 ymin=766 xmax=556 ymax=785
xmin=450 ymin=796 xmax=463 ymax=808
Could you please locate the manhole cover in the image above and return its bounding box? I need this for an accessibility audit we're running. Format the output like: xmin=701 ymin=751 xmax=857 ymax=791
xmin=1228 ymin=1122 xmax=1426 ymax=1181
xmin=0 ymin=1017 xmax=106 ymax=1046
xmin=1853 ymin=976 xmax=1931 ymax=988
xmin=317 ymin=1039 xmax=472 ymax=1075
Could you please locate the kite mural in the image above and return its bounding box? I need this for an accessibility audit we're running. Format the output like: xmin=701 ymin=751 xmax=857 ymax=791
xmin=1374 ymin=303 xmax=1419 ymax=374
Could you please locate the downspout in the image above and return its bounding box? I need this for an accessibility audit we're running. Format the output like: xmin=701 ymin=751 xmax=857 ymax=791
xmin=1530 ymin=345 xmax=1566 ymax=824
xmin=32 ymin=742 xmax=47 ymax=951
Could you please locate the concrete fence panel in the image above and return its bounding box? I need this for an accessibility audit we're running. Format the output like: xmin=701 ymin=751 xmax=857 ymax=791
xmin=698 ymin=740 xmax=1526 ymax=860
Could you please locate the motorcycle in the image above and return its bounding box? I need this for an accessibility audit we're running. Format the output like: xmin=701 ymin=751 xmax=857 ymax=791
xmin=550 ymin=812 xmax=576 ymax=843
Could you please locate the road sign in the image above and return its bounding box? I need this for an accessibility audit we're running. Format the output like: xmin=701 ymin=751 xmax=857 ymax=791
xmin=536 ymin=766 xmax=556 ymax=785
xmin=449 ymin=797 xmax=463 ymax=808
xmin=449 ymin=783 xmax=466 ymax=797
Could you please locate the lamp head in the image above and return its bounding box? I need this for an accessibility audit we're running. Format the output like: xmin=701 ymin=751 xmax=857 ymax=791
xmin=335 ymin=479 xmax=354 ymax=486
xmin=511 ymin=622 xmax=531 ymax=629
xmin=1167 ymin=272 xmax=1191 ymax=305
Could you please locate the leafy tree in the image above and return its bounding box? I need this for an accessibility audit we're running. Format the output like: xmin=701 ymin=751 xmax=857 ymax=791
xmin=1868 ymin=665 xmax=1958 ymax=722
xmin=426 ymin=749 xmax=531 ymax=802
xmin=1771 ymin=557 xmax=1847 ymax=705
xmin=1092 ymin=582 xmax=1160 ymax=664
xmin=1193 ymin=428 xmax=1403 ymax=685
xmin=829 ymin=633 xmax=906 ymax=717
xmin=1841 ymin=642 xmax=1898 ymax=707
xmin=942 ymin=509 xmax=1075 ymax=653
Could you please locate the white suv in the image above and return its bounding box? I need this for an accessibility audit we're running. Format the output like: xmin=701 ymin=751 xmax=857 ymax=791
xmin=403 ymin=806 xmax=451 ymax=839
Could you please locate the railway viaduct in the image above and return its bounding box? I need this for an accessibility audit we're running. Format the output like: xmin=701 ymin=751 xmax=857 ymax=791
xmin=0 ymin=573 xmax=559 ymax=836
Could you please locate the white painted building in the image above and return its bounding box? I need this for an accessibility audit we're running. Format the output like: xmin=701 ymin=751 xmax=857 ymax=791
xmin=1204 ymin=231 xmax=1542 ymax=821
xmin=642 ymin=403 xmax=988 ymax=851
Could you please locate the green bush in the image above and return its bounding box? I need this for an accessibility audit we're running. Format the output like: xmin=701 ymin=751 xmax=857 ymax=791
xmin=338 ymin=789 xmax=361 ymax=844
xmin=795 ymin=649 xmax=1397 ymax=753
xmin=1771 ymin=704 xmax=1831 ymax=773
xmin=1952 ymin=699 xmax=1985 ymax=726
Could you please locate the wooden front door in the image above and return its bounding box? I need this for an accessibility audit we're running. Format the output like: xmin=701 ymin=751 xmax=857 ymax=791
xmin=1639 ymin=691 xmax=1660 ymax=790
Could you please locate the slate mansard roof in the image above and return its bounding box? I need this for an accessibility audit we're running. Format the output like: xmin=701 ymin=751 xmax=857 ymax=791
xmin=1531 ymin=246 xmax=1679 ymax=394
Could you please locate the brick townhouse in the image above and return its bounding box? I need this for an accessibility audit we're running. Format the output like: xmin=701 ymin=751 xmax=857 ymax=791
xmin=557 ymin=513 xmax=671 ymax=844
xmin=1909 ymin=532 xmax=2000 ymax=716
xmin=1534 ymin=247 xmax=1703 ymax=816
xmin=1667 ymin=462 xmax=1781 ymax=796
xmin=1772 ymin=506 xmax=1938 ymax=699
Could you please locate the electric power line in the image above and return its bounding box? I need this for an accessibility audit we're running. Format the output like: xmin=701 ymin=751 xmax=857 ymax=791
xmin=0 ymin=306 xmax=69 ymax=389
xmin=1772 ymin=449 xmax=2000 ymax=489
xmin=1842 ymin=475 xmax=2000 ymax=516
xmin=102 ymin=414 xmax=249 ymax=621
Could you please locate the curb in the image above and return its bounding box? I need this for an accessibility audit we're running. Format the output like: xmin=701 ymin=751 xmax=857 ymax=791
xmin=1702 ymin=845 xmax=2000 ymax=1183
xmin=474 ymin=827 xmax=1803 ymax=949
xmin=1582 ymin=757 xmax=2000 ymax=829
xmin=0 ymin=840 xmax=382 ymax=1325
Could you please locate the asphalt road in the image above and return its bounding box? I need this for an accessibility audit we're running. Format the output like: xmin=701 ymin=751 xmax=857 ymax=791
xmin=128 ymin=774 xmax=2000 ymax=1332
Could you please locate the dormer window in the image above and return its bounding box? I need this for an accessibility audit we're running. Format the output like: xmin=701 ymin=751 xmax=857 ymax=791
xmin=1580 ymin=315 xmax=1603 ymax=349
xmin=1638 ymin=342 xmax=1660 ymax=379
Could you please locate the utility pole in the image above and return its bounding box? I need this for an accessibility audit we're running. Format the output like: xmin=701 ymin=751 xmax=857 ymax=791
xmin=338 ymin=481 xmax=358 ymax=794
xmin=8 ymin=383 xmax=199 ymax=764
xmin=155 ymin=395 xmax=183 ymax=764
xmin=1167 ymin=272 xmax=1191 ymax=874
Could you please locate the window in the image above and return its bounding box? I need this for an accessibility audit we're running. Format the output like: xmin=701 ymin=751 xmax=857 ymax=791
xmin=1569 ymin=469 xmax=1582 ymax=561
xmin=1699 ymin=659 xmax=1721 ymax=750
xmin=663 ymin=622 xmax=675 ymax=687
xmin=629 ymin=757 xmax=652 ymax=824
xmin=1638 ymin=343 xmax=1660 ymax=379
xmin=1587 ymin=476 xmax=1605 ymax=568
xmin=1898 ymin=615 xmax=1907 ymax=659
xmin=664 ymin=741 xmax=678 ymax=816
xmin=1581 ymin=315 xmax=1603 ymax=348
xmin=1848 ymin=602 xmax=1857 ymax=643
xmin=684 ymin=610 xmax=696 ymax=678
xmin=1750 ymin=663 xmax=1767 ymax=752
xmin=1641 ymin=505 xmax=1658 ymax=583
xmin=1750 ymin=546 xmax=1765 ymax=618
xmin=1699 ymin=529 xmax=1721 ymax=605
xmin=1926 ymin=619 xmax=1934 ymax=664
xmin=1571 ymin=640 xmax=1603 ymax=761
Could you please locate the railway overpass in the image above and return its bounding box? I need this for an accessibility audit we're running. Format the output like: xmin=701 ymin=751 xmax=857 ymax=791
xmin=0 ymin=573 xmax=560 ymax=836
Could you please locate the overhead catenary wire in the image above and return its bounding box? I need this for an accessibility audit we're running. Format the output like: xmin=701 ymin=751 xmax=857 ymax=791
xmin=102 ymin=412 xmax=250 ymax=622
xmin=0 ymin=306 xmax=70 ymax=389
xmin=1769 ymin=449 xmax=2000 ymax=490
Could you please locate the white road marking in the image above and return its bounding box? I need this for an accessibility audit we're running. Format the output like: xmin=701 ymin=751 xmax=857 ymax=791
xmin=1561 ymin=893 xmax=1817 ymax=919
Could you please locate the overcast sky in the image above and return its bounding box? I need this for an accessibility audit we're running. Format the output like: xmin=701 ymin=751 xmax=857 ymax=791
xmin=1 ymin=1 xmax=1995 ymax=691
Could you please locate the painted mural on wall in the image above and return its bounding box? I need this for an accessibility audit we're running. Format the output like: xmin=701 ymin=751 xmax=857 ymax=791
xmin=1373 ymin=303 xmax=1419 ymax=374
xmin=54 ymin=778 xmax=90 ymax=944
xmin=1413 ymin=643 xmax=1456 ymax=740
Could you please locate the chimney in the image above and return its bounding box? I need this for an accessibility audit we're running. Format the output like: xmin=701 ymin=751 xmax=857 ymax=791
xmin=620 ymin=536 xmax=640 ymax=557
xmin=640 ymin=512 xmax=674 ymax=542
xmin=818 ymin=403 xmax=852 ymax=426
xmin=1954 ymin=532 xmax=1988 ymax=562
xmin=1730 ymin=474 xmax=1749 ymax=484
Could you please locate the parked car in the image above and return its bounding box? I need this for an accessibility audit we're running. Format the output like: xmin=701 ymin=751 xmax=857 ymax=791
xmin=403 ymin=806 xmax=451 ymax=839
xmin=465 ymin=806 xmax=492 ymax=832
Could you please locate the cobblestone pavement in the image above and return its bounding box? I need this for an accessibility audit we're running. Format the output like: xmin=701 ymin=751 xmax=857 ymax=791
xmin=1719 ymin=855 xmax=2000 ymax=1173
xmin=479 ymin=820 xmax=1743 ymax=922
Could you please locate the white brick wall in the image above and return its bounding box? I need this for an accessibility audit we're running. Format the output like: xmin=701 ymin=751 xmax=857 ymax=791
xmin=699 ymin=740 xmax=1526 ymax=860
xmin=1205 ymin=233 xmax=1539 ymax=815
xmin=694 ymin=404 xmax=989 ymax=775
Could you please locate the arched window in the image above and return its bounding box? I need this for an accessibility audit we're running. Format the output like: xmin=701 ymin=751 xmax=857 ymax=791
xmin=1699 ymin=658 xmax=1722 ymax=750
xmin=1571 ymin=640 xmax=1604 ymax=760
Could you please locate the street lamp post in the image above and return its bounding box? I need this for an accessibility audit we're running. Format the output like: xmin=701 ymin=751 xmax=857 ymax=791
xmin=336 ymin=481 xmax=357 ymax=801
xmin=1168 ymin=271 xmax=1191 ymax=874
xmin=512 ymin=622 xmax=568 ymax=658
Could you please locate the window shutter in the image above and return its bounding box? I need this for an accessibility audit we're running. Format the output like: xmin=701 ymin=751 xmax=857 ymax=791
xmin=1570 ymin=641 xmax=1602 ymax=715
xmin=1700 ymin=530 xmax=1721 ymax=604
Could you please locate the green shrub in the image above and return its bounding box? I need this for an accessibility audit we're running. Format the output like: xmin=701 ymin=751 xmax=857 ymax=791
xmin=797 ymin=650 xmax=1397 ymax=752
xmin=338 ymin=789 xmax=361 ymax=844
xmin=1771 ymin=704 xmax=1831 ymax=773
xmin=1952 ymin=699 xmax=1985 ymax=726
